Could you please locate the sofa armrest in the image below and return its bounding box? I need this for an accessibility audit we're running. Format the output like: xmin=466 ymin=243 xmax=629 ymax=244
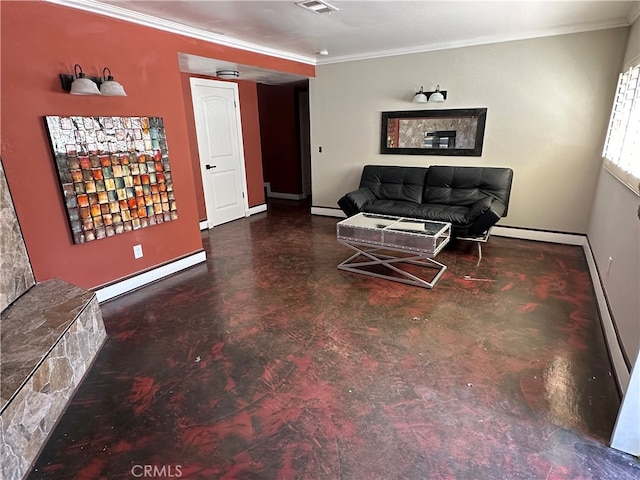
xmin=338 ymin=187 xmax=377 ymax=217
xmin=467 ymin=197 xmax=493 ymax=221
xmin=466 ymin=197 xmax=507 ymax=236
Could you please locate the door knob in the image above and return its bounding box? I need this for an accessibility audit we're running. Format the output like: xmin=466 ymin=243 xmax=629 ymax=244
xmin=205 ymin=164 xmax=216 ymax=170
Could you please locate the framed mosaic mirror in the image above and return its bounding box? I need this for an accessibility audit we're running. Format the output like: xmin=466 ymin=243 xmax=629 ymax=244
xmin=381 ymin=108 xmax=487 ymax=156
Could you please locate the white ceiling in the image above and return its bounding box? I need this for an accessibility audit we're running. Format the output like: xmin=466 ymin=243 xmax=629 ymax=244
xmin=51 ymin=0 xmax=640 ymax=84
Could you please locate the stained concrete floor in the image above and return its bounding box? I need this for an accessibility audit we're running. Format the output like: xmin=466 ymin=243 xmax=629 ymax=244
xmin=28 ymin=200 xmax=639 ymax=479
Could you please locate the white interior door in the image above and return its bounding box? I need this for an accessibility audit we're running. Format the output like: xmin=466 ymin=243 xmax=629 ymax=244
xmin=190 ymin=78 xmax=247 ymax=228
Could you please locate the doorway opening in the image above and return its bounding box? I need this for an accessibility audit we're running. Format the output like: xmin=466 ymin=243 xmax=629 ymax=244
xmin=257 ymin=81 xmax=312 ymax=210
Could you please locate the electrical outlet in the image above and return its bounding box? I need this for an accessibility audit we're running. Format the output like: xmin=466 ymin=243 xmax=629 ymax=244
xmin=133 ymin=244 xmax=143 ymax=259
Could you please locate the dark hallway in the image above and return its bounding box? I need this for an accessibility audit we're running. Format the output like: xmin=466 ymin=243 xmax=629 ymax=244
xmin=28 ymin=202 xmax=639 ymax=479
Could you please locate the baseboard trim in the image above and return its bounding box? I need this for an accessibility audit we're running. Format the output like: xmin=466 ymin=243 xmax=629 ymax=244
xmin=94 ymin=250 xmax=207 ymax=303
xmin=268 ymin=192 xmax=306 ymax=200
xmin=311 ymin=207 xmax=346 ymax=218
xmin=200 ymin=205 xmax=267 ymax=230
xmin=491 ymin=226 xmax=585 ymax=245
xmin=264 ymin=182 xmax=305 ymax=201
xmin=248 ymin=204 xmax=267 ymax=216
xmin=581 ymin=239 xmax=630 ymax=394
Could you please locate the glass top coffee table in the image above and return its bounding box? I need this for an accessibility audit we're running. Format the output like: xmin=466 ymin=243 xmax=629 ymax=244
xmin=336 ymin=213 xmax=451 ymax=288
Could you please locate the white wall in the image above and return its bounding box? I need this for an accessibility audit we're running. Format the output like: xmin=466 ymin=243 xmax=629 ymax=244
xmin=309 ymin=28 xmax=628 ymax=233
xmin=603 ymin=16 xmax=640 ymax=444
xmin=308 ymin=22 xmax=640 ymax=454
xmin=589 ymin=17 xmax=640 ymax=372
xmin=589 ymin=172 xmax=640 ymax=368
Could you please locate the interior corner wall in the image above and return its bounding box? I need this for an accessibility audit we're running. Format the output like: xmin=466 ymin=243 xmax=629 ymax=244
xmin=309 ymin=28 xmax=629 ymax=234
xmin=588 ymin=16 xmax=640 ymax=370
xmin=257 ymin=84 xmax=302 ymax=195
xmin=0 ymin=1 xmax=312 ymax=290
xmin=238 ymin=82 xmax=268 ymax=207
xmin=181 ymin=74 xmax=266 ymax=221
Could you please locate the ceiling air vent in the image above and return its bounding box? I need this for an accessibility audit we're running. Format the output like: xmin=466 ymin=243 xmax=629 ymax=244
xmin=295 ymin=0 xmax=339 ymax=15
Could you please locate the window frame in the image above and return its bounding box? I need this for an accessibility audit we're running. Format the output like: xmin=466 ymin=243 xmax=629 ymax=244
xmin=602 ymin=61 xmax=640 ymax=195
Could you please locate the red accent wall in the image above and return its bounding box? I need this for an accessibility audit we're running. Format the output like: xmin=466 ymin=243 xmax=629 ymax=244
xmin=258 ymin=84 xmax=302 ymax=194
xmin=237 ymin=82 xmax=268 ymax=208
xmin=180 ymin=74 xmax=265 ymax=221
xmin=1 ymin=1 xmax=313 ymax=289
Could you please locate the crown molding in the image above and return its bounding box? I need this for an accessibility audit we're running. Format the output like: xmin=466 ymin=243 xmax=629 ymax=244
xmin=45 ymin=0 xmax=635 ymax=68
xmin=317 ymin=18 xmax=632 ymax=65
xmin=44 ymin=0 xmax=317 ymax=66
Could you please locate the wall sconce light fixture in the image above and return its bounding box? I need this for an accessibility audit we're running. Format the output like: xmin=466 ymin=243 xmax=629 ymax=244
xmin=61 ymin=64 xmax=100 ymax=95
xmin=216 ymin=69 xmax=240 ymax=80
xmin=60 ymin=64 xmax=127 ymax=96
xmin=412 ymin=85 xmax=447 ymax=103
xmin=99 ymin=67 xmax=127 ymax=96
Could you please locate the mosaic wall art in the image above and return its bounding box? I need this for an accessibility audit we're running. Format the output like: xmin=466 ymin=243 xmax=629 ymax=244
xmin=44 ymin=116 xmax=178 ymax=244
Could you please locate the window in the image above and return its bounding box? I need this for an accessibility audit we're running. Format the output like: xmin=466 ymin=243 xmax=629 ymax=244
xmin=602 ymin=63 xmax=640 ymax=194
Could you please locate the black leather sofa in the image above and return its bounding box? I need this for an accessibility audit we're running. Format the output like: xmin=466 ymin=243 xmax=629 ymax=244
xmin=338 ymin=165 xmax=513 ymax=238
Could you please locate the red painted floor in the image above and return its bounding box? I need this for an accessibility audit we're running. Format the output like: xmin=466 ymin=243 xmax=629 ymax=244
xmin=28 ymin=200 xmax=639 ymax=479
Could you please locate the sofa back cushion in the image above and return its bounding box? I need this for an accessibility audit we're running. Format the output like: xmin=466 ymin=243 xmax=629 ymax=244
xmin=359 ymin=165 xmax=428 ymax=203
xmin=423 ymin=166 xmax=513 ymax=213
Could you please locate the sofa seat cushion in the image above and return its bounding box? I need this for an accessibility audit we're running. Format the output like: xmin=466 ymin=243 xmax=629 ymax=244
xmin=412 ymin=203 xmax=471 ymax=225
xmin=362 ymin=199 xmax=424 ymax=218
xmin=362 ymin=200 xmax=471 ymax=226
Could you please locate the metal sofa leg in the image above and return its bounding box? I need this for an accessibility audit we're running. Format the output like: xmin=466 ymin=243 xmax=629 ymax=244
xmin=458 ymin=228 xmax=491 ymax=264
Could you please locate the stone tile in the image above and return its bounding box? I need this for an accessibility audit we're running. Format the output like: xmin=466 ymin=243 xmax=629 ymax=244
xmin=1 ymin=287 xmax=106 ymax=480
xmin=1 ymin=279 xmax=96 ymax=406
xmin=0 ymin=159 xmax=35 ymax=312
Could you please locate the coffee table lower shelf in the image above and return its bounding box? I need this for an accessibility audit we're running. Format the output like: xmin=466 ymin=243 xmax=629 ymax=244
xmin=337 ymin=240 xmax=447 ymax=289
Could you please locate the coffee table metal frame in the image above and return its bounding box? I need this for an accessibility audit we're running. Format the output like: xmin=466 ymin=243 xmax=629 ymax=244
xmin=336 ymin=213 xmax=451 ymax=289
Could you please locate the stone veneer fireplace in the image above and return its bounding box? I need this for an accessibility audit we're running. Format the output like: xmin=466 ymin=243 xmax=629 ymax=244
xmin=0 ymin=159 xmax=107 ymax=480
